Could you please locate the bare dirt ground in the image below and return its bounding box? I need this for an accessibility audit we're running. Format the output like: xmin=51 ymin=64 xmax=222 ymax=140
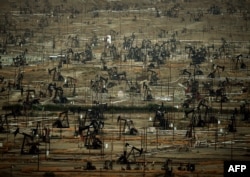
xmin=0 ymin=0 xmax=250 ymax=177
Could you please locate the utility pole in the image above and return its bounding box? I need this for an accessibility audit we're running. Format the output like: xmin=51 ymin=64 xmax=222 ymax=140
xmin=37 ymin=142 xmax=40 ymax=171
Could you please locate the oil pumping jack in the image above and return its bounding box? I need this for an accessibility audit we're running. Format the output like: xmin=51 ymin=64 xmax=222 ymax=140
xmin=193 ymin=98 xmax=216 ymax=126
xmin=184 ymin=99 xmax=216 ymax=141
xmin=14 ymin=128 xmax=40 ymax=155
xmin=82 ymin=103 xmax=107 ymax=126
xmin=52 ymin=110 xmax=70 ymax=139
xmin=30 ymin=120 xmax=50 ymax=143
xmin=57 ymin=52 xmax=71 ymax=67
xmin=180 ymin=69 xmax=191 ymax=78
xmin=107 ymin=67 xmax=127 ymax=81
xmin=147 ymin=69 xmax=159 ymax=86
xmin=207 ymin=64 xmax=225 ymax=78
xmin=180 ymin=79 xmax=200 ymax=108
xmin=48 ymin=67 xmax=64 ymax=82
xmin=63 ymin=76 xmax=77 ymax=96
xmin=21 ymin=133 xmax=40 ymax=155
xmin=71 ymin=44 xmax=92 ymax=64
xmin=84 ymin=108 xmax=101 ymax=123
xmin=78 ymin=121 xmax=103 ymax=149
xmin=47 ymin=82 xmax=56 ymax=97
xmin=214 ymin=87 xmax=228 ymax=103
xmin=82 ymin=43 xmax=93 ymax=63
xmin=232 ymin=54 xmax=247 ymax=70
xmin=25 ymin=89 xmax=40 ymax=104
xmin=184 ymin=104 xmax=205 ymax=140
xmin=78 ymin=114 xmax=104 ymax=136
xmin=63 ymin=76 xmax=77 ymax=88
xmin=0 ymin=112 xmax=17 ymax=133
xmin=190 ymin=62 xmax=203 ymax=75
xmin=117 ymin=116 xmax=138 ymax=135
xmin=52 ymin=110 xmax=70 ymax=128
xmin=48 ymin=67 xmax=57 ymax=80
xmin=184 ymin=106 xmax=205 ymax=128
xmin=52 ymin=86 xmax=68 ymax=103
xmin=182 ymin=64 xmax=201 ymax=95
xmin=126 ymin=79 xmax=141 ymax=94
xmin=22 ymin=89 xmax=40 ymax=115
xmin=90 ymin=75 xmax=113 ymax=93
xmin=12 ymin=49 xmax=28 ymax=67
xmin=197 ymin=98 xmax=217 ymax=124
xmin=117 ymin=143 xmax=143 ymax=165
xmin=153 ymin=104 xmax=169 ymax=130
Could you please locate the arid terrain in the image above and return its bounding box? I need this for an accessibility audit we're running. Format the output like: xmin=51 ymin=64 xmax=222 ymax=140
xmin=0 ymin=0 xmax=250 ymax=177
